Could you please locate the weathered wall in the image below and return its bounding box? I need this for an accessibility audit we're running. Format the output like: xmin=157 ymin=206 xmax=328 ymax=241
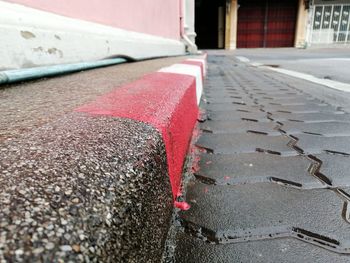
xmin=4 ymin=0 xmax=181 ymax=39
xmin=0 ymin=1 xmax=185 ymax=69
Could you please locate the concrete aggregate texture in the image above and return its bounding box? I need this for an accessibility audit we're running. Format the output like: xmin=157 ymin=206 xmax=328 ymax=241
xmin=169 ymin=53 xmax=350 ymax=262
xmin=0 ymin=56 xmax=185 ymax=143
xmin=0 ymin=113 xmax=173 ymax=262
xmin=0 ymin=57 xmax=187 ymax=262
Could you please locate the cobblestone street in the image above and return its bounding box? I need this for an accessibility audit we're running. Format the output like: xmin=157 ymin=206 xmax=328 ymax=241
xmin=172 ymin=54 xmax=350 ymax=262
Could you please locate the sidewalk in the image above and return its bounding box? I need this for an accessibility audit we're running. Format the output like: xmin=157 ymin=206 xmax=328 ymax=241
xmin=171 ymin=54 xmax=350 ymax=262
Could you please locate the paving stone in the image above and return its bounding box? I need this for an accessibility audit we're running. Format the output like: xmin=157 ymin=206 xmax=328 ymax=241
xmin=205 ymin=93 xmax=251 ymax=99
xmin=204 ymin=97 xmax=246 ymax=103
xmin=196 ymin=133 xmax=295 ymax=155
xmin=206 ymin=87 xmax=246 ymax=91
xmin=313 ymin=153 xmax=350 ymax=187
xmin=205 ymin=93 xmax=249 ymax=97
xmin=195 ymin=153 xmax=323 ymax=189
xmin=253 ymin=94 xmax=315 ymax=100
xmin=205 ymin=88 xmax=247 ymax=93
xmin=270 ymin=112 xmax=350 ymax=123
xmin=294 ymin=134 xmax=350 ymax=155
xmin=180 ymin=182 xmax=350 ymax=246
xmin=207 ymin=111 xmax=269 ymax=122
xmin=280 ymin=121 xmax=350 ymax=136
xmin=264 ymin=104 xmax=340 ymax=114
xmin=252 ymin=91 xmax=300 ymax=96
xmin=205 ymin=97 xmax=256 ymax=105
xmin=203 ymin=103 xmax=262 ymax=112
xmin=175 ymin=232 xmax=350 ymax=263
xmin=200 ymin=120 xmax=279 ymax=135
xmin=257 ymin=98 xmax=322 ymax=106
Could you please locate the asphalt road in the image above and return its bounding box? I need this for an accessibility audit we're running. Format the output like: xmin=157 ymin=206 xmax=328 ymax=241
xmin=234 ymin=48 xmax=350 ymax=84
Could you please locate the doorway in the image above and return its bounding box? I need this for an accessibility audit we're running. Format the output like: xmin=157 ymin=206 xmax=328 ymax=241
xmin=237 ymin=0 xmax=298 ymax=48
xmin=195 ymin=0 xmax=226 ymax=49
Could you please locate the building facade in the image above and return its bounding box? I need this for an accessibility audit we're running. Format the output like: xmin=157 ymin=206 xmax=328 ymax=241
xmin=194 ymin=0 xmax=350 ymax=49
xmin=308 ymin=0 xmax=350 ymax=46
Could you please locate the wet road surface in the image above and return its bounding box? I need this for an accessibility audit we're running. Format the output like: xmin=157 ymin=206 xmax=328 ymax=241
xmin=171 ymin=54 xmax=350 ymax=262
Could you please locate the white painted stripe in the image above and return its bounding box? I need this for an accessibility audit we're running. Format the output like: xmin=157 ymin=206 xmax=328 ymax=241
xmin=159 ymin=64 xmax=203 ymax=104
xmin=186 ymin=58 xmax=207 ymax=76
xmin=264 ymin=66 xmax=350 ymax=92
xmin=236 ymin=56 xmax=250 ymax=63
xmin=0 ymin=1 xmax=185 ymax=69
xmin=250 ymin=62 xmax=263 ymax=67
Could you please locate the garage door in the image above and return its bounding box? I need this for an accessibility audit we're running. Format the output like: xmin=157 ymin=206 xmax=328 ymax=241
xmin=237 ymin=0 xmax=298 ymax=48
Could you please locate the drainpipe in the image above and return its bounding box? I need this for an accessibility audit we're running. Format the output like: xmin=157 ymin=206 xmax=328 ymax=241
xmin=0 ymin=57 xmax=128 ymax=85
xmin=180 ymin=0 xmax=199 ymax=54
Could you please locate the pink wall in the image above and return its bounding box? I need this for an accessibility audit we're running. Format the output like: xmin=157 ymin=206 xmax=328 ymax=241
xmin=5 ymin=0 xmax=181 ymax=40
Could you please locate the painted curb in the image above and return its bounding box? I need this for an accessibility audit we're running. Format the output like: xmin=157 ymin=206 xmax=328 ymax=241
xmin=76 ymin=56 xmax=206 ymax=204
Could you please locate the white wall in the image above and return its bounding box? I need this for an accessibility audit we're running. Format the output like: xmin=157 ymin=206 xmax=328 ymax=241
xmin=0 ymin=1 xmax=185 ymax=70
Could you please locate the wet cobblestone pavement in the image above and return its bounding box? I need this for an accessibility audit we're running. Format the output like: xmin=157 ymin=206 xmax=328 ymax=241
xmin=171 ymin=55 xmax=350 ymax=262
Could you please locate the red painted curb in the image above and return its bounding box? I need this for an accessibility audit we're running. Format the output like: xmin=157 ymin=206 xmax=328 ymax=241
xmin=76 ymin=72 xmax=199 ymax=200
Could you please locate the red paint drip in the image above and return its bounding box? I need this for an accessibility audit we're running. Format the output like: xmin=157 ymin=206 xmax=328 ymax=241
xmin=174 ymin=201 xmax=191 ymax=210
xmin=191 ymin=156 xmax=201 ymax=173
xmin=75 ymin=72 xmax=198 ymax=201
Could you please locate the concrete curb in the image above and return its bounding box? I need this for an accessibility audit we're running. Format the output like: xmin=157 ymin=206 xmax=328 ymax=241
xmin=0 ymin=56 xmax=206 ymax=262
xmin=77 ymin=56 xmax=206 ymax=204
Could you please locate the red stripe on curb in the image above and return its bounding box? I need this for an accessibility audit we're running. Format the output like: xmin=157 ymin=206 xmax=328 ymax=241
xmin=76 ymin=72 xmax=198 ymax=200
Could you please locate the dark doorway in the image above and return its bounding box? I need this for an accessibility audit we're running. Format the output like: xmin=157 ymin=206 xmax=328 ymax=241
xmin=195 ymin=0 xmax=226 ymax=49
xmin=237 ymin=0 xmax=298 ymax=48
